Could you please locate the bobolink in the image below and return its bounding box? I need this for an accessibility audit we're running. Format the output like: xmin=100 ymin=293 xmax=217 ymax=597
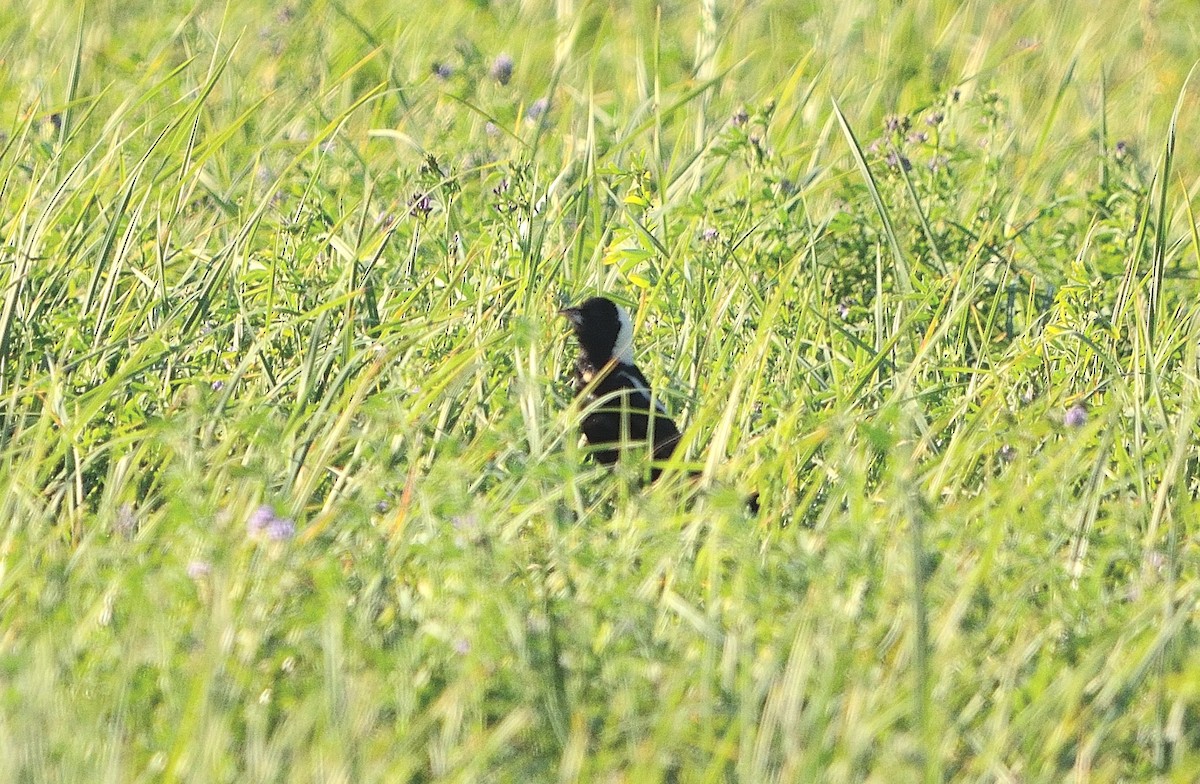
xmin=560 ymin=296 xmax=682 ymax=482
xmin=561 ymin=295 xmax=761 ymax=514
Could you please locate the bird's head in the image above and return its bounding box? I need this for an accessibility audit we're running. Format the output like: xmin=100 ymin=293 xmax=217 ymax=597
xmin=560 ymin=296 xmax=635 ymax=365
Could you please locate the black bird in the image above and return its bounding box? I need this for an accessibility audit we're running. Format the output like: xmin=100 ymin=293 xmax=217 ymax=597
xmin=560 ymin=296 xmax=682 ymax=481
xmin=561 ymin=295 xmax=762 ymax=514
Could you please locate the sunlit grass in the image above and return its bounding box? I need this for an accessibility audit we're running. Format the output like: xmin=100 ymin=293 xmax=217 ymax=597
xmin=1 ymin=1 xmax=1199 ymax=781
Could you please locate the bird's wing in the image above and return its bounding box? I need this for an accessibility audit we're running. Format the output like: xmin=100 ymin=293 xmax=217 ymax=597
xmin=613 ymin=363 xmax=668 ymax=414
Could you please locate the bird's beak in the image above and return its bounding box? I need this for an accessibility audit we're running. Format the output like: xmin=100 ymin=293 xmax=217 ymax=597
xmin=559 ymin=307 xmax=582 ymax=326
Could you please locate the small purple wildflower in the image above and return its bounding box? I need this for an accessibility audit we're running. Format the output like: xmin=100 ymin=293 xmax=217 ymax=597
xmin=431 ymin=61 xmax=453 ymax=80
xmin=925 ymin=110 xmax=945 ymax=127
xmin=866 ymin=138 xmax=882 ymax=154
xmin=998 ymin=444 xmax=1017 ymax=463
xmin=906 ymin=131 xmax=928 ymax=145
xmin=526 ymin=98 xmax=549 ymax=121
xmin=731 ymin=107 xmax=749 ymax=127
xmin=928 ymin=155 xmax=948 ymax=173
xmin=883 ymin=114 xmax=910 ymax=134
xmin=211 ymin=380 xmax=225 ymax=392
xmin=837 ymin=300 xmax=851 ymax=319
xmin=700 ymin=227 xmax=720 ymax=243
xmin=409 ymin=192 xmax=433 ymax=218
xmin=484 ymin=121 xmax=500 ymax=137
xmin=266 ymin=516 xmax=296 ymax=541
xmin=885 ymin=151 xmax=912 ymax=172
xmin=1114 ymin=140 xmax=1129 ymax=160
xmin=1064 ymin=404 xmax=1088 ymax=429
xmin=528 ymin=99 xmax=549 ymax=122
xmin=247 ymin=505 xmax=277 ymax=536
xmin=247 ymin=505 xmax=297 ymax=541
xmin=490 ymin=53 xmax=514 ymax=85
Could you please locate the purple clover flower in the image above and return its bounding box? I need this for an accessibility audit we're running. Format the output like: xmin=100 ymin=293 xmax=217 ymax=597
xmin=490 ymin=53 xmax=514 ymax=85
xmin=1064 ymin=404 xmax=1088 ymax=429
xmin=266 ymin=517 xmax=296 ymax=541
xmin=410 ymin=192 xmax=433 ymax=218
xmin=885 ymin=151 xmax=912 ymax=172
xmin=526 ymin=98 xmax=549 ymax=121
xmin=247 ymin=505 xmax=296 ymax=541
xmin=247 ymin=505 xmax=276 ymax=536
xmin=731 ymin=107 xmax=749 ymax=127
xmin=883 ymin=114 xmax=910 ymax=134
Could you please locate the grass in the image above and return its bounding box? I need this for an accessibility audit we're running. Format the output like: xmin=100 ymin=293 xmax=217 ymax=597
xmin=1 ymin=0 xmax=1199 ymax=781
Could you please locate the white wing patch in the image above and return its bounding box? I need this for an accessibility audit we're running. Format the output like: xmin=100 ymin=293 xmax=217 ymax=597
xmin=615 ymin=366 xmax=667 ymax=414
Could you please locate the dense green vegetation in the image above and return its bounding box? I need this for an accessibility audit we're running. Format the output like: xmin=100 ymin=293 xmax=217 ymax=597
xmin=2 ymin=1 xmax=1199 ymax=780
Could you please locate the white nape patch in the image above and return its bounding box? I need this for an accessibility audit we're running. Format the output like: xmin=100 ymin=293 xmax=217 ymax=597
xmin=613 ymin=304 xmax=635 ymax=364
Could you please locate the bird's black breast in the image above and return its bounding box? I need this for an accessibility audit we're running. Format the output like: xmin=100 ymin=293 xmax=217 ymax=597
xmin=573 ymin=359 xmax=682 ymax=479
